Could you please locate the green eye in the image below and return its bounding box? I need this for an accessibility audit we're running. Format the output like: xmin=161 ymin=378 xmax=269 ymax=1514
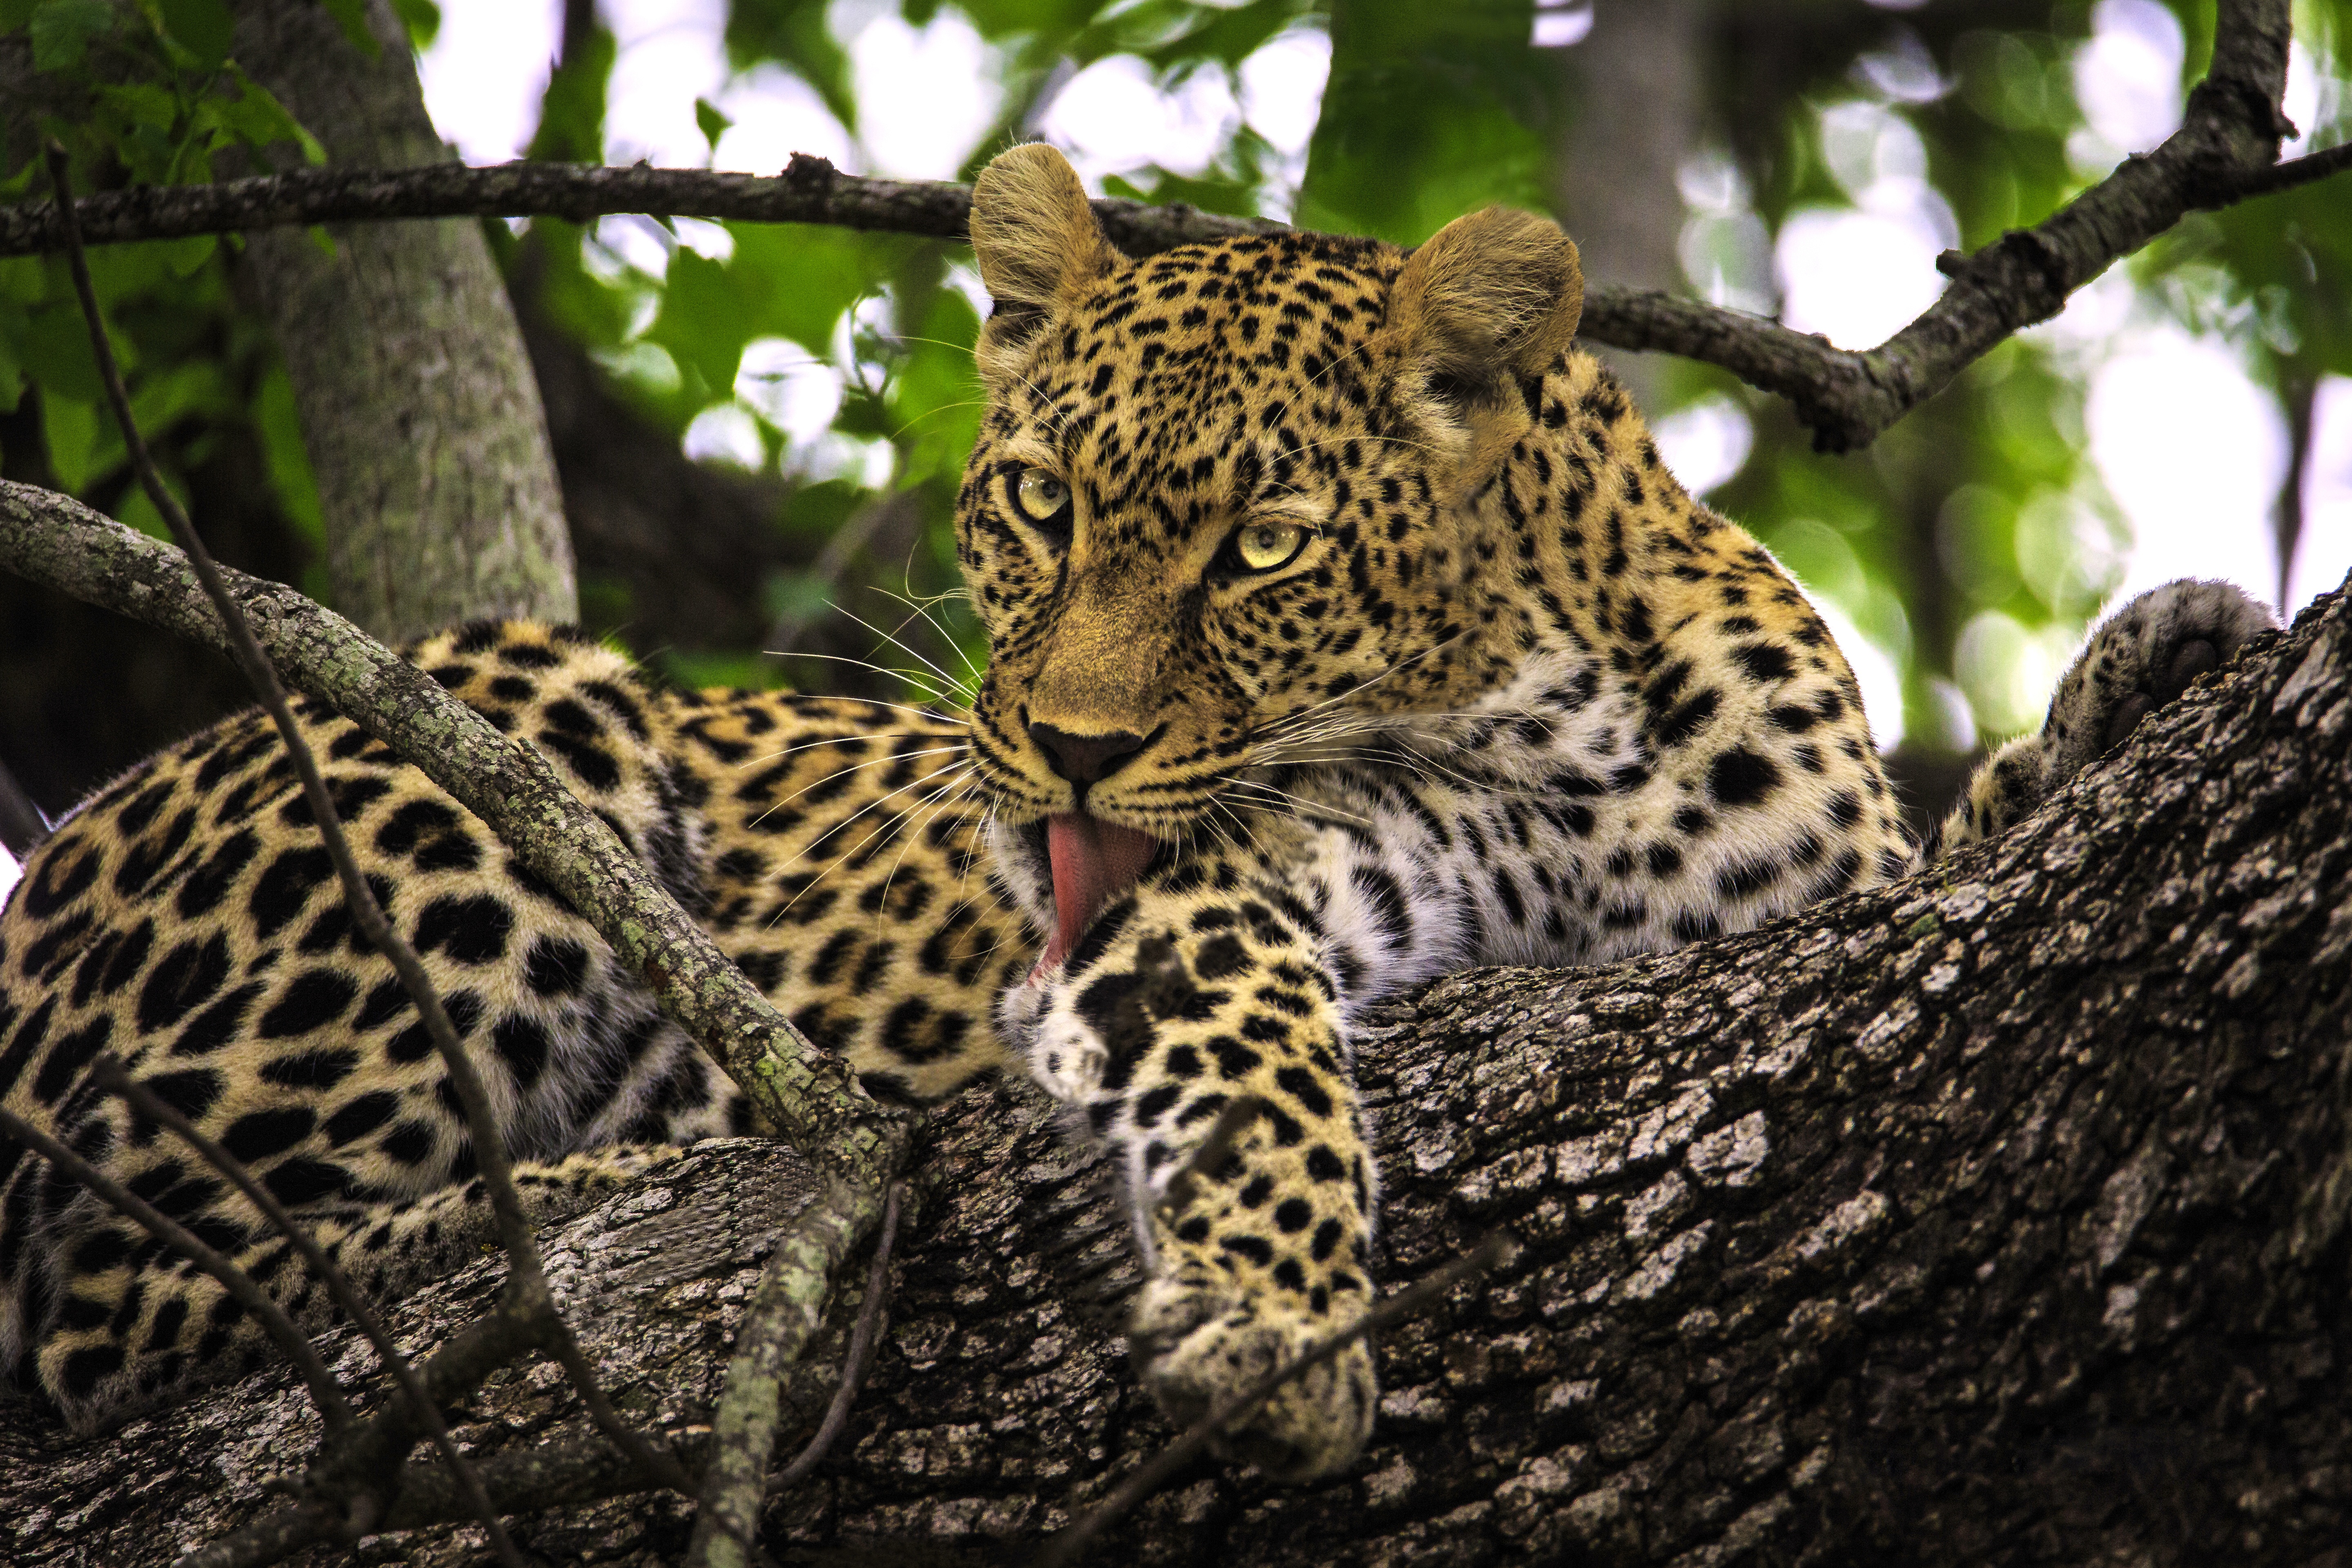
xmin=1231 ymin=520 xmax=1308 ymax=572
xmin=1013 ymin=468 xmax=1070 ymax=524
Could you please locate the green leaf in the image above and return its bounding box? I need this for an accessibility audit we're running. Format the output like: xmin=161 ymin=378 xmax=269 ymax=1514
xmin=695 ymin=97 xmax=733 ymax=153
xmin=1295 ymin=0 xmax=1557 ymax=242
xmin=317 ymin=0 xmax=379 ymax=56
xmin=39 ymin=390 xmax=99 ymax=494
xmin=253 ymin=364 xmax=324 ymax=549
xmin=0 ymin=0 xmax=40 ymax=33
xmin=214 ymin=73 xmax=327 ymax=165
xmin=389 ymin=0 xmax=439 ymax=52
xmin=157 ymin=0 xmax=233 ymax=67
xmin=28 ymin=0 xmax=112 ymax=72
xmin=22 ymin=303 xmax=107 ymax=404
xmin=530 ymin=23 xmax=613 ymax=164
xmin=0 ymin=314 xmax=24 ymax=416
xmin=644 ymin=249 xmax=757 ymax=403
xmin=724 ymin=0 xmax=859 ymax=131
xmin=115 ymin=474 xmax=189 ymax=541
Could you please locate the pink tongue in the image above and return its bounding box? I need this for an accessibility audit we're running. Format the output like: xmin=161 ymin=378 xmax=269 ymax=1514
xmin=1041 ymin=813 xmax=1159 ymax=972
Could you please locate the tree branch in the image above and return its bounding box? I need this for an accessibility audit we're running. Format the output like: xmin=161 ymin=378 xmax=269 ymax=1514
xmin=685 ymin=1180 xmax=896 ymax=1568
xmin=7 ymin=563 xmax=2344 ymax=1560
xmin=0 ymin=478 xmax=899 ymax=1184
xmin=0 ymin=5 xmax=2336 ymax=450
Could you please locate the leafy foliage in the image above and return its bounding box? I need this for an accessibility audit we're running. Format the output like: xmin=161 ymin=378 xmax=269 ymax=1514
xmin=0 ymin=0 xmax=325 ymax=581
xmin=4 ymin=0 xmax=2348 ymax=753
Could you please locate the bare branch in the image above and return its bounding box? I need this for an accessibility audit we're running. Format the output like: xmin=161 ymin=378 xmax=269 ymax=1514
xmin=0 ymin=477 xmax=899 ymax=1184
xmin=686 ymin=1179 xmax=899 ymax=1568
xmin=0 ymin=1104 xmax=354 ymax=1436
xmin=0 ymin=2 xmax=2332 ymax=453
xmin=2221 ymin=138 xmax=2352 ymax=199
xmin=767 ymin=1181 xmax=905 ymax=1498
xmin=174 ymin=1304 xmax=555 ymax=1568
xmin=44 ymin=143 xmax=759 ymax=1560
xmin=49 ymin=138 xmax=549 ymax=1564
xmin=0 ymin=154 xmax=1280 ymax=263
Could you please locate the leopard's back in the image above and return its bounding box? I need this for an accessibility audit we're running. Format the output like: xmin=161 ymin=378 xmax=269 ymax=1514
xmin=0 ymin=620 xmax=1019 ymax=1426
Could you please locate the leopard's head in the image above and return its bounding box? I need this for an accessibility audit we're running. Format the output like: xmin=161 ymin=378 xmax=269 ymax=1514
xmin=954 ymin=143 xmax=1582 ymax=961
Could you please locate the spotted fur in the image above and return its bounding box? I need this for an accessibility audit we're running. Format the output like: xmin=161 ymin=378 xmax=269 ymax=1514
xmin=0 ymin=145 xmax=2270 ymax=1473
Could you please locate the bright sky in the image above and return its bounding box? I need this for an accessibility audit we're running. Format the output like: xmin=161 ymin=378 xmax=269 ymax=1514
xmin=3 ymin=1 xmax=2344 ymax=907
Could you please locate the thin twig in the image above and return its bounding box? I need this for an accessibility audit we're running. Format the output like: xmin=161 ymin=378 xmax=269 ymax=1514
xmin=172 ymin=1500 xmax=345 ymax=1568
xmin=768 ymin=1182 xmax=904 ymax=1497
xmin=94 ymin=1060 xmax=523 ymax=1568
xmin=182 ymin=1297 xmax=567 ymax=1568
xmin=0 ymin=476 xmax=891 ymax=1174
xmin=1036 ymin=1235 xmax=1515 ymax=1568
xmin=49 ymin=141 xmax=652 ymax=1561
xmin=1152 ymin=1095 xmax=1263 ymax=1225
xmin=0 ymin=1105 xmax=353 ymax=1433
xmin=685 ymin=1180 xmax=891 ymax=1568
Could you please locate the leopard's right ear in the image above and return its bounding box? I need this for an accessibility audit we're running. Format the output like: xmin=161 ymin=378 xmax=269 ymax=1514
xmin=969 ymin=143 xmax=1125 ymax=383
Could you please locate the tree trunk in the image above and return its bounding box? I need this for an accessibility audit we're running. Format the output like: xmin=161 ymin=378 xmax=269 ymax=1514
xmin=1549 ymin=0 xmax=1705 ymax=412
xmin=228 ymin=0 xmax=575 ymax=641
xmin=4 ymin=579 xmax=2348 ymax=1566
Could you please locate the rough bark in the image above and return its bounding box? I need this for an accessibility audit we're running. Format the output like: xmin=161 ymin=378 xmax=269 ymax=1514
xmin=227 ymin=0 xmax=575 ymax=640
xmin=3 ymin=555 xmax=2345 ymax=1562
xmin=1550 ymin=0 xmax=1704 ymax=411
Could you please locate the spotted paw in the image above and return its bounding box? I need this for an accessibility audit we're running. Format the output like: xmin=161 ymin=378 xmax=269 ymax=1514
xmin=1006 ymin=986 xmax=1108 ymax=1104
xmin=2047 ymin=577 xmax=2278 ymax=771
xmin=1128 ymin=1277 xmax=1376 ymax=1483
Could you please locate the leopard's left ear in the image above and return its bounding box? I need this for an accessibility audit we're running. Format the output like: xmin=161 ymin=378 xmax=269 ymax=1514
xmin=969 ymin=143 xmax=1127 ymax=383
xmin=1385 ymin=207 xmax=1582 ymax=404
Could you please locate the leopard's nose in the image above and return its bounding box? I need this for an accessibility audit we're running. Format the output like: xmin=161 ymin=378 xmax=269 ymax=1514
xmin=1027 ymin=721 xmax=1146 ymax=786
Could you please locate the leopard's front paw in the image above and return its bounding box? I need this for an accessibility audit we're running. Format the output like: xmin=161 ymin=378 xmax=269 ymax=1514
xmin=1128 ymin=1277 xmax=1376 ymax=1483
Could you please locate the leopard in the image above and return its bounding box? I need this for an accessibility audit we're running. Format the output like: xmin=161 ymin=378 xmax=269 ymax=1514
xmin=0 ymin=142 xmax=2277 ymax=1483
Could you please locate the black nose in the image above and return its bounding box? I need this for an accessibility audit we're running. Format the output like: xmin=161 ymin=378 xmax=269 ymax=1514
xmin=1027 ymin=721 xmax=1147 ymax=787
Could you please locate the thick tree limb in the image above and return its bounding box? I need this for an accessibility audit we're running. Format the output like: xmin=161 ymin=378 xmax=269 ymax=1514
xmin=5 ymin=572 xmax=2343 ymax=1563
xmin=0 ymin=0 xmax=2336 ymax=449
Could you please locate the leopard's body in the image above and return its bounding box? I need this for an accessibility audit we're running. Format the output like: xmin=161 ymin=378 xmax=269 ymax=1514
xmin=0 ymin=145 xmax=2275 ymax=1476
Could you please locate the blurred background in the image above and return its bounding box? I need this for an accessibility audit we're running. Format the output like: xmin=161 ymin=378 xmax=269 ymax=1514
xmin=2 ymin=0 xmax=2349 ymax=902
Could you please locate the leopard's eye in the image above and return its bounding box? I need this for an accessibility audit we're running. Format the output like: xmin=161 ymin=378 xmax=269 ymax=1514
xmin=1012 ymin=468 xmax=1071 ymax=526
xmin=1227 ymin=520 xmax=1308 ymax=573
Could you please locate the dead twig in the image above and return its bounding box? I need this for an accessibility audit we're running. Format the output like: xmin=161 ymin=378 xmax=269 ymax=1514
xmin=94 ymin=1059 xmax=517 ymax=1568
xmin=685 ymin=1180 xmax=898 ymax=1568
xmin=51 ymin=141 xmax=584 ymax=1567
xmin=0 ymin=24 xmax=2338 ymax=453
xmin=768 ymin=1181 xmax=905 ymax=1497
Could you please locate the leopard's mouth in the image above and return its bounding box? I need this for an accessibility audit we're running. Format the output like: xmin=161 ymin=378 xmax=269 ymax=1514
xmin=1024 ymin=813 xmax=1163 ymax=981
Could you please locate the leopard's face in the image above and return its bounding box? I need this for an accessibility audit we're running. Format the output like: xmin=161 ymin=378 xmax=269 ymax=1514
xmin=955 ymin=233 xmax=1512 ymax=840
